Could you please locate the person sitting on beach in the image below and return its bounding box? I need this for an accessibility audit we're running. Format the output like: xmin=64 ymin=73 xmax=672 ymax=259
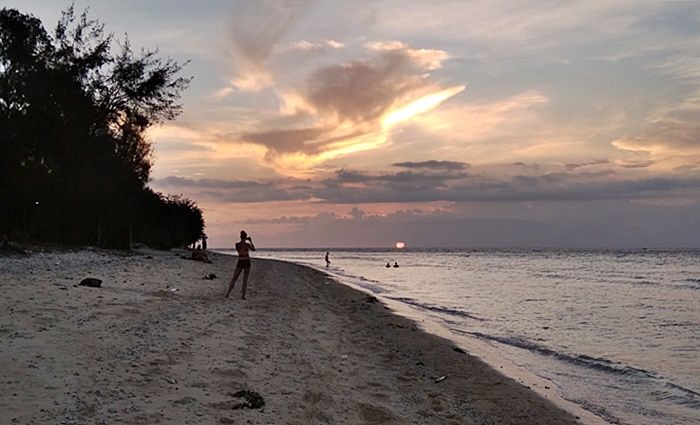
xmin=393 ymin=261 xmax=399 ymax=268
xmin=191 ymin=244 xmax=212 ymax=263
xmin=386 ymin=262 xmax=391 ymax=268
xmin=226 ymin=230 xmax=256 ymax=300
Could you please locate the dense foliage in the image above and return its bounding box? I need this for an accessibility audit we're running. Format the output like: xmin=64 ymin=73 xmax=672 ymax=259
xmin=0 ymin=7 xmax=204 ymax=249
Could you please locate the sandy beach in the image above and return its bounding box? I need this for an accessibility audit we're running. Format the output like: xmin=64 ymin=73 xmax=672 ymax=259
xmin=0 ymin=249 xmax=582 ymax=424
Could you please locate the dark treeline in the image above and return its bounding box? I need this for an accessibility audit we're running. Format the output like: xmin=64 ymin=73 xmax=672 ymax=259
xmin=0 ymin=7 xmax=204 ymax=249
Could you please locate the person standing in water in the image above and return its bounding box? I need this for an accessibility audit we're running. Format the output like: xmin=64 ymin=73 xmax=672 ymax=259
xmin=325 ymin=251 xmax=330 ymax=267
xmin=226 ymin=230 xmax=256 ymax=299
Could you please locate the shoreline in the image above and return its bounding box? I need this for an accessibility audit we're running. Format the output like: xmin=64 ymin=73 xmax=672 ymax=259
xmin=252 ymin=251 xmax=611 ymax=425
xmin=2 ymin=249 xmax=582 ymax=424
xmin=266 ymin=257 xmax=607 ymax=425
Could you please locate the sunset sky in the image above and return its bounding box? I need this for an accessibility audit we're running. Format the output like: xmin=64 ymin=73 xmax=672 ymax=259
xmin=13 ymin=1 xmax=700 ymax=248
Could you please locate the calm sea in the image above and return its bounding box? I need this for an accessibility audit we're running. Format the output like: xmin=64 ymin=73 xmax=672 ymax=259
xmin=222 ymin=248 xmax=699 ymax=425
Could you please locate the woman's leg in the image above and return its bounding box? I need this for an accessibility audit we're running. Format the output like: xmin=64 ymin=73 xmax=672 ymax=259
xmin=240 ymin=267 xmax=251 ymax=299
xmin=226 ymin=266 xmax=242 ymax=298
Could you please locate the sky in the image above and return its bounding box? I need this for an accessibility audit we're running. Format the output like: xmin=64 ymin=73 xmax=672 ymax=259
xmin=10 ymin=1 xmax=700 ymax=248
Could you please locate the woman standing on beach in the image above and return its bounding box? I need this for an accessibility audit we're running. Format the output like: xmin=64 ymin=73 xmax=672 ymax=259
xmin=226 ymin=230 xmax=256 ymax=299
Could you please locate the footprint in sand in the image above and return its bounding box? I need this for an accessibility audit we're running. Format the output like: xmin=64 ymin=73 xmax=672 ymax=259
xmin=213 ymin=367 xmax=248 ymax=380
xmin=172 ymin=396 xmax=197 ymax=405
xmin=302 ymin=390 xmax=333 ymax=405
xmin=358 ymin=402 xmax=397 ymax=424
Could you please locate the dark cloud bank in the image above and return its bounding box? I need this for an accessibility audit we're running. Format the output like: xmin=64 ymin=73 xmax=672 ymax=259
xmin=154 ymin=169 xmax=700 ymax=205
xmin=153 ymin=167 xmax=700 ymax=247
xmin=392 ymin=160 xmax=469 ymax=170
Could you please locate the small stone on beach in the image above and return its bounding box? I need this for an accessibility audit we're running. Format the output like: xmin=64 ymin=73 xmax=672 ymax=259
xmin=78 ymin=278 xmax=102 ymax=288
xmin=225 ymin=390 xmax=265 ymax=410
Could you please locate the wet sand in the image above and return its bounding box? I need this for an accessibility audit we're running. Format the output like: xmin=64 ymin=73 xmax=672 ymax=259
xmin=0 ymin=249 xmax=582 ymax=424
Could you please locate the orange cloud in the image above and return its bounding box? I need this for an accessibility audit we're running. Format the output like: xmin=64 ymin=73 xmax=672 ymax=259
xmin=365 ymin=40 xmax=450 ymax=70
xmin=237 ymin=44 xmax=465 ymax=176
xmin=612 ymin=92 xmax=700 ymax=171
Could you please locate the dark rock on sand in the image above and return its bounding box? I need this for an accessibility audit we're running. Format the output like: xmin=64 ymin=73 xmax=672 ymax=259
xmin=203 ymin=273 xmax=217 ymax=280
xmin=78 ymin=278 xmax=102 ymax=288
xmin=228 ymin=390 xmax=265 ymax=409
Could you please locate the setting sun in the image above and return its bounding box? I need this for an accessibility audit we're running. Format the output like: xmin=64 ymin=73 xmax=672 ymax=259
xmin=395 ymin=241 xmax=406 ymax=249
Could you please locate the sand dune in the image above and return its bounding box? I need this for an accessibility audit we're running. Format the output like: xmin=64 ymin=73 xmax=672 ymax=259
xmin=0 ymin=249 xmax=581 ymax=424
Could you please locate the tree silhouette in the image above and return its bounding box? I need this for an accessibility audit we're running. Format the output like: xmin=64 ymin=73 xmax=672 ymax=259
xmin=0 ymin=7 xmax=204 ymax=249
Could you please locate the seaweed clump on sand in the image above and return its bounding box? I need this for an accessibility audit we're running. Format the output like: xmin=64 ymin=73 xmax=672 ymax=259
xmin=228 ymin=390 xmax=265 ymax=410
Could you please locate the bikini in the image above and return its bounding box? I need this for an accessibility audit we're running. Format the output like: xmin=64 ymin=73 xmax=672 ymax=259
xmin=236 ymin=242 xmax=251 ymax=269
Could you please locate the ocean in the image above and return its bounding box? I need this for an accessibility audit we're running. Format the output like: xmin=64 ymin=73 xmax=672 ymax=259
xmin=221 ymin=248 xmax=699 ymax=425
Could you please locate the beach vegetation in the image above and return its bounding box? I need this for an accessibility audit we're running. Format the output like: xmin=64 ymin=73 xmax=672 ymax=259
xmin=0 ymin=6 xmax=203 ymax=249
